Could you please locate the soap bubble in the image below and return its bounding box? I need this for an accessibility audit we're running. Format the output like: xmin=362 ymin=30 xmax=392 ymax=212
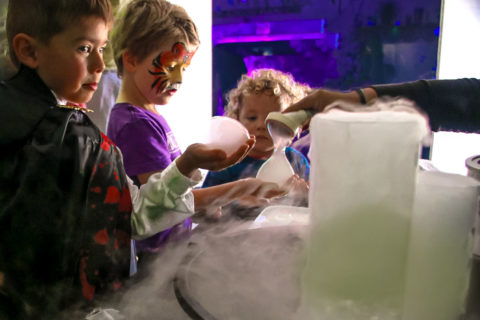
xmin=205 ymin=116 xmax=250 ymax=156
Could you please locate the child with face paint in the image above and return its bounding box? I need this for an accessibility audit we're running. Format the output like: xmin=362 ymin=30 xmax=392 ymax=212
xmin=107 ymin=0 xmax=286 ymax=260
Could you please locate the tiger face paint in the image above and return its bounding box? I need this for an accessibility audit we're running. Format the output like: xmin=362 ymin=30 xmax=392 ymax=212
xmin=149 ymin=42 xmax=196 ymax=94
xmin=133 ymin=40 xmax=197 ymax=106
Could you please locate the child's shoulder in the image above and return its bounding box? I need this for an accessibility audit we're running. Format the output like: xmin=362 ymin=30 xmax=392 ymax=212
xmin=112 ymin=102 xmax=150 ymax=118
xmin=0 ymin=74 xmax=56 ymax=144
xmin=111 ymin=102 xmax=167 ymax=125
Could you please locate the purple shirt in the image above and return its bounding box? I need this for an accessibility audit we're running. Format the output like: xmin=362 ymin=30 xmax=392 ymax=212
xmin=108 ymin=103 xmax=181 ymax=180
xmin=107 ymin=103 xmax=190 ymax=252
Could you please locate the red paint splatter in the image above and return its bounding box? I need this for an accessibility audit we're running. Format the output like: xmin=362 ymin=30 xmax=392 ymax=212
xmin=90 ymin=186 xmax=101 ymax=193
xmin=101 ymin=132 xmax=117 ymax=146
xmin=94 ymin=229 xmax=109 ymax=245
xmin=113 ymin=281 xmax=123 ymax=290
xmin=114 ymin=230 xmax=131 ymax=249
xmin=104 ymin=186 xmax=120 ymax=204
xmin=80 ymin=257 xmax=95 ymax=301
xmin=100 ymin=140 xmax=110 ymax=151
xmin=119 ymin=186 xmax=132 ymax=212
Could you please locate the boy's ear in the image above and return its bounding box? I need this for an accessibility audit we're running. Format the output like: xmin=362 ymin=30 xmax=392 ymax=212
xmin=122 ymin=49 xmax=138 ymax=72
xmin=12 ymin=33 xmax=41 ymax=69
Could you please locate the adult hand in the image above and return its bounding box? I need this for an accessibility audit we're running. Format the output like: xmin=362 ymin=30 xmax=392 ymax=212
xmin=282 ymin=88 xmax=378 ymax=131
xmin=283 ymin=89 xmax=357 ymax=114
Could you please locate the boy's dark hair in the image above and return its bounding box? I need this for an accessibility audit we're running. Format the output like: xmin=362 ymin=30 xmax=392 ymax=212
xmin=6 ymin=0 xmax=113 ymax=67
xmin=111 ymin=0 xmax=200 ymax=76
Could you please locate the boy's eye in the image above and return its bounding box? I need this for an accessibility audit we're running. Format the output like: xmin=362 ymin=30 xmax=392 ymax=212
xmin=166 ymin=65 xmax=175 ymax=72
xmin=247 ymin=116 xmax=257 ymax=121
xmin=79 ymin=46 xmax=91 ymax=53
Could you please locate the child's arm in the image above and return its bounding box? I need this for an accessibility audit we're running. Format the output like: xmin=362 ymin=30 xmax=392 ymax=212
xmin=129 ymin=139 xmax=258 ymax=238
xmin=193 ymin=178 xmax=286 ymax=212
xmin=128 ymin=159 xmax=201 ymax=240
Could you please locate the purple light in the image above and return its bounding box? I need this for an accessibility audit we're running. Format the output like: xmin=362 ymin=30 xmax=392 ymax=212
xmin=214 ymin=32 xmax=327 ymax=44
xmin=213 ymin=19 xmax=328 ymax=45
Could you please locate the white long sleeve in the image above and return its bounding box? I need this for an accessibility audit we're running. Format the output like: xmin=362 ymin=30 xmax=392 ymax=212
xmin=127 ymin=159 xmax=203 ymax=240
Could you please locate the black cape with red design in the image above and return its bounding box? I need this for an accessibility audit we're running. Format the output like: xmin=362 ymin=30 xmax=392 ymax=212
xmin=0 ymin=66 xmax=132 ymax=319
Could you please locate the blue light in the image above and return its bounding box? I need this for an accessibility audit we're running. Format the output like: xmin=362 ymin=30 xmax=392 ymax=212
xmin=334 ymin=33 xmax=340 ymax=48
xmin=434 ymin=27 xmax=440 ymax=36
xmin=395 ymin=20 xmax=401 ymax=26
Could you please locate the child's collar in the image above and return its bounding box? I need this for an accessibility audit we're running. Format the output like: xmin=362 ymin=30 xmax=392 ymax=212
xmin=51 ymin=90 xmax=67 ymax=106
xmin=52 ymin=90 xmax=93 ymax=112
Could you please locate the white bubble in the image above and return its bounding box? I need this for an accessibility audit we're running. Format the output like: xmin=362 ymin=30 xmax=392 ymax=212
xmin=204 ymin=116 xmax=249 ymax=156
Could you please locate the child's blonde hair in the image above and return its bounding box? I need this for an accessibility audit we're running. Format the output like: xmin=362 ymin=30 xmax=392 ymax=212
xmin=225 ymin=68 xmax=312 ymax=119
xmin=111 ymin=0 xmax=200 ymax=76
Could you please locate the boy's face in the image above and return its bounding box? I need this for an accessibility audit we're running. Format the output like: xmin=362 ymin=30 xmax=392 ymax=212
xmin=133 ymin=40 xmax=197 ymax=106
xmin=238 ymin=92 xmax=281 ymax=159
xmin=35 ymin=16 xmax=108 ymax=104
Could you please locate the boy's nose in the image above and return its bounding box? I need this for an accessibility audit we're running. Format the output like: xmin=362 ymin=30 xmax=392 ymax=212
xmin=89 ymin=51 xmax=105 ymax=74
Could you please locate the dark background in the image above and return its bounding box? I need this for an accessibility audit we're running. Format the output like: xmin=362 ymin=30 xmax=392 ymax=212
xmin=212 ymin=0 xmax=441 ymax=115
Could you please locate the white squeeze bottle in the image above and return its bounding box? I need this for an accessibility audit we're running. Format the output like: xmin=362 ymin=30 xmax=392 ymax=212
xmin=256 ymin=110 xmax=314 ymax=186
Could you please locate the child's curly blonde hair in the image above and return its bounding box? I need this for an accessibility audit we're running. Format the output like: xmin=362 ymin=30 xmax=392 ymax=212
xmin=225 ymin=68 xmax=312 ymax=119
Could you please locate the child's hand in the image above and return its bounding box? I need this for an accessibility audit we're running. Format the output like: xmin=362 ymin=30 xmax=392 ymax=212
xmin=281 ymin=174 xmax=309 ymax=196
xmin=220 ymin=178 xmax=287 ymax=207
xmin=177 ymin=136 xmax=255 ymax=177
xmin=193 ymin=177 xmax=287 ymax=213
xmin=268 ymin=174 xmax=309 ymax=206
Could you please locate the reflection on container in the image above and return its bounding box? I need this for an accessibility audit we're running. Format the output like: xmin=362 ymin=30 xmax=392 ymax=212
xmin=402 ymin=171 xmax=479 ymax=320
xmin=465 ymin=154 xmax=480 ymax=319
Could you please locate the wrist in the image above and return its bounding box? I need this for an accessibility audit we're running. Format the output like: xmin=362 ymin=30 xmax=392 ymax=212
xmin=355 ymin=89 xmax=367 ymax=104
xmin=176 ymin=153 xmax=196 ymax=178
xmin=321 ymin=89 xmax=359 ymax=108
xmin=362 ymin=87 xmax=378 ymax=103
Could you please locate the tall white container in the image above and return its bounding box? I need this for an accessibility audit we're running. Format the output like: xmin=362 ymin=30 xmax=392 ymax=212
xmin=402 ymin=171 xmax=479 ymax=320
xmin=302 ymin=108 xmax=427 ymax=319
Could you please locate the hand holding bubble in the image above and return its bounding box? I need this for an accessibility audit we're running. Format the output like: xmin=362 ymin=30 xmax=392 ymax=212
xmin=177 ymin=137 xmax=255 ymax=177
